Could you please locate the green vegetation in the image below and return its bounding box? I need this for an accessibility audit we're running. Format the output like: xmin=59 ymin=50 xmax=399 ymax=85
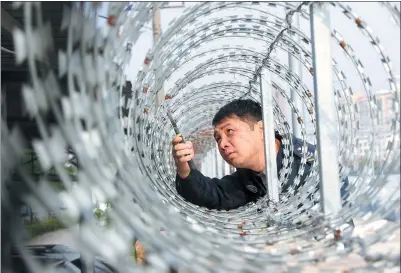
xmin=93 ymin=202 xmax=111 ymax=227
xmin=26 ymin=218 xmax=65 ymax=238
xmin=131 ymin=239 xmax=138 ymax=262
xmin=22 ymin=150 xmax=140 ymax=261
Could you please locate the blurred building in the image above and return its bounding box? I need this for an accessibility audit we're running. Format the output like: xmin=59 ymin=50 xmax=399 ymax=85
xmin=352 ymin=90 xmax=397 ymax=164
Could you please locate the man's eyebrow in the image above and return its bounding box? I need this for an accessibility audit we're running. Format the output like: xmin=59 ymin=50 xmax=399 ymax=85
xmin=213 ymin=123 xmax=233 ymax=137
xmin=214 ymin=122 xmax=235 ymax=138
xmin=219 ymin=123 xmax=232 ymax=130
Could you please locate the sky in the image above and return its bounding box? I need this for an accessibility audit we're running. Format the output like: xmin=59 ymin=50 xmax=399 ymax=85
xmin=108 ymin=2 xmax=400 ymax=96
xmin=91 ymin=2 xmax=401 ymax=180
xmin=95 ymin=1 xmax=400 ymax=137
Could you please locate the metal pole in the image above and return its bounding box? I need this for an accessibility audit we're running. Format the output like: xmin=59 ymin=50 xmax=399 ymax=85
xmin=152 ymin=2 xmax=161 ymax=44
xmin=224 ymin=162 xmax=230 ymax=176
xmin=214 ymin=144 xmax=218 ymax=177
xmin=204 ymin=151 xmax=208 ymax=175
xmin=216 ymin=149 xmax=220 ymax=178
xmin=207 ymin=150 xmax=212 ymax=177
xmin=209 ymin=150 xmax=213 ymax=177
xmin=213 ymin=148 xmax=217 ymax=178
xmin=212 ymin=150 xmax=216 ymax=177
xmin=216 ymin=145 xmax=223 ymax=178
xmin=289 ymin=14 xmax=303 ymax=138
xmin=203 ymin=152 xmax=207 ymax=175
xmin=200 ymin=155 xmax=205 ymax=174
xmin=153 ymin=3 xmax=185 ymax=109
xmin=310 ymin=3 xmax=342 ymax=215
xmin=260 ymin=71 xmax=279 ymax=202
xmin=152 ymin=2 xmax=165 ymax=108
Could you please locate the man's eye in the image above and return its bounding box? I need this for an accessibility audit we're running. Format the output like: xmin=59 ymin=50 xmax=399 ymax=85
xmin=227 ymin=129 xmax=233 ymax=134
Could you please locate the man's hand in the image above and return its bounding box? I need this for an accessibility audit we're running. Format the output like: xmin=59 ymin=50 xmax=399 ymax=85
xmin=172 ymin=136 xmax=194 ymax=178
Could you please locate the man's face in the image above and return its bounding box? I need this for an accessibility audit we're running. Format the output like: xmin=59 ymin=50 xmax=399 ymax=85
xmin=213 ymin=115 xmax=263 ymax=169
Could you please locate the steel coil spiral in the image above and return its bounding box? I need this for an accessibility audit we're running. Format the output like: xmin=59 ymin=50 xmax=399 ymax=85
xmin=1 ymin=2 xmax=400 ymax=273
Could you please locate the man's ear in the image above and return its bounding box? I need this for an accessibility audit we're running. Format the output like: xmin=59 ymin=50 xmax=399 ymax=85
xmin=257 ymin=120 xmax=263 ymax=130
xmin=257 ymin=120 xmax=264 ymax=138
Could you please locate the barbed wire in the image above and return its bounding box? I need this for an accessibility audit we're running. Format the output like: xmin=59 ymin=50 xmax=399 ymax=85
xmin=244 ymin=1 xmax=311 ymax=97
xmin=2 ymin=1 xmax=400 ymax=272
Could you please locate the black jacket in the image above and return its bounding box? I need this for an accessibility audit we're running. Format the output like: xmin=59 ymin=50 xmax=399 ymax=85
xmin=175 ymin=135 xmax=349 ymax=210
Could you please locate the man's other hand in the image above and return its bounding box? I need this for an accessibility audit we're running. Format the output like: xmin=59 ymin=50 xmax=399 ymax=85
xmin=172 ymin=136 xmax=194 ymax=178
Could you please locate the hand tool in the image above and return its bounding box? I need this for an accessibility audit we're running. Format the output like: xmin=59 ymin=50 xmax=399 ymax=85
xmin=167 ymin=110 xmax=197 ymax=170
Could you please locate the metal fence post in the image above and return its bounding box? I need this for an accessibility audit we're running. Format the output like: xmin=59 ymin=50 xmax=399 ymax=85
xmin=289 ymin=13 xmax=303 ymax=138
xmin=260 ymin=71 xmax=280 ymax=202
xmin=224 ymin=162 xmax=230 ymax=176
xmin=213 ymin=147 xmax=218 ymax=178
xmin=211 ymin=149 xmax=216 ymax=177
xmin=215 ymin=144 xmax=221 ymax=178
xmin=206 ymin=150 xmax=211 ymax=176
xmin=200 ymin=155 xmax=205 ymax=174
xmin=310 ymin=2 xmax=342 ymax=215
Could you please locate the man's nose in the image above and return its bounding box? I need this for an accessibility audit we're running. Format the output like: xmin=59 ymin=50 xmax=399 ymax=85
xmin=218 ymin=136 xmax=229 ymax=150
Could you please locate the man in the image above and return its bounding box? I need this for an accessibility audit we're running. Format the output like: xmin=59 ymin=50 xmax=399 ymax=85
xmin=172 ymin=99 xmax=349 ymax=210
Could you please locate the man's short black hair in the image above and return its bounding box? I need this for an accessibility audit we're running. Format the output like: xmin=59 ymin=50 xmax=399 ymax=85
xmin=212 ymin=99 xmax=262 ymax=127
xmin=212 ymin=99 xmax=282 ymax=140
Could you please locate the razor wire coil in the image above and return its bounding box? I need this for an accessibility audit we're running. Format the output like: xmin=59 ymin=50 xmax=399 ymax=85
xmin=2 ymin=1 xmax=400 ymax=273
